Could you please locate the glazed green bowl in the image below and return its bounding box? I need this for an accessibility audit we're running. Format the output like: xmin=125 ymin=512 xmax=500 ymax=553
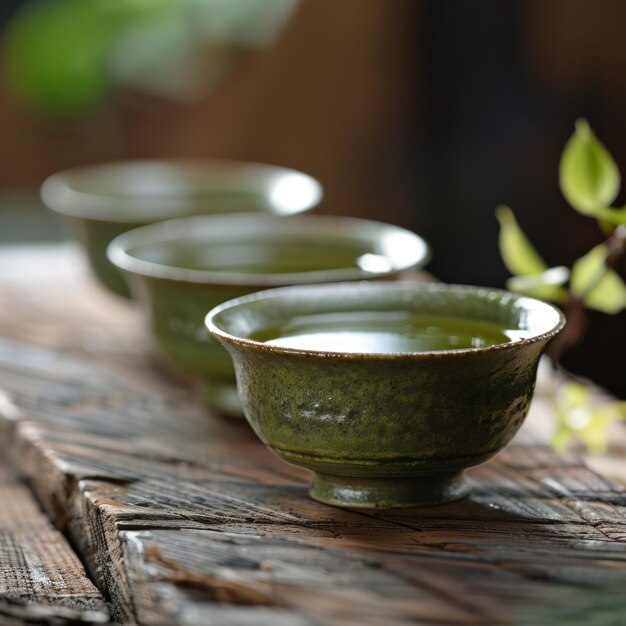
xmin=41 ymin=160 xmax=323 ymax=297
xmin=206 ymin=282 xmax=565 ymax=508
xmin=107 ymin=214 xmax=429 ymax=415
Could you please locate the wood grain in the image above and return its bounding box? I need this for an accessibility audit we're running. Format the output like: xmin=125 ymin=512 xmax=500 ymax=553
xmin=0 ymin=463 xmax=109 ymax=625
xmin=1 ymin=246 xmax=626 ymax=625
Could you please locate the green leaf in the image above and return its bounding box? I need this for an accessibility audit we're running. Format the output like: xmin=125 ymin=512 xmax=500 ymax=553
xmin=4 ymin=0 xmax=167 ymax=115
xmin=584 ymin=269 xmax=626 ymax=314
xmin=581 ymin=402 xmax=626 ymax=454
xmin=559 ymin=119 xmax=621 ymax=216
xmin=570 ymin=239 xmax=626 ymax=313
xmin=506 ymin=266 xmax=569 ymax=302
xmin=613 ymin=401 xmax=626 ymax=420
xmin=551 ymin=381 xmax=591 ymax=450
xmin=581 ymin=411 xmax=611 ymax=455
xmin=594 ymin=401 xmax=626 ymax=421
xmin=570 ymin=244 xmax=609 ymax=296
xmin=582 ymin=401 xmax=626 ymax=454
xmin=592 ymin=205 xmax=626 ymax=226
xmin=558 ymin=381 xmax=590 ymax=410
xmin=551 ymin=383 xmax=626 ymax=455
xmin=551 ymin=425 xmax=574 ymax=451
xmin=496 ymin=206 xmax=547 ymax=276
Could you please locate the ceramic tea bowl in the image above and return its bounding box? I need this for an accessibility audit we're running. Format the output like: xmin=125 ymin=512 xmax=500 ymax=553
xmin=41 ymin=160 xmax=322 ymax=297
xmin=108 ymin=214 xmax=429 ymax=415
xmin=206 ymin=282 xmax=565 ymax=508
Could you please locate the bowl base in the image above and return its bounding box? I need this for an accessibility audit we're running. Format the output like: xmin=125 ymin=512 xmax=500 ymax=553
xmin=309 ymin=471 xmax=469 ymax=509
xmin=199 ymin=379 xmax=244 ymax=418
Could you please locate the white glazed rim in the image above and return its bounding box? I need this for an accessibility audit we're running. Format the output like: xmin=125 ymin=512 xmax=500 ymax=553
xmin=106 ymin=214 xmax=431 ymax=287
xmin=40 ymin=159 xmax=323 ymax=222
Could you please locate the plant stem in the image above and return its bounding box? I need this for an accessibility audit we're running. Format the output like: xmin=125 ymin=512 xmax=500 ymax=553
xmin=547 ymin=296 xmax=588 ymax=370
xmin=547 ymin=225 xmax=626 ymax=370
xmin=605 ymin=225 xmax=626 ymax=270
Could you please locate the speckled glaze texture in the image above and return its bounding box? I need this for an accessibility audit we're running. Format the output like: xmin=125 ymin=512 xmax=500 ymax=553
xmin=208 ymin=283 xmax=565 ymax=508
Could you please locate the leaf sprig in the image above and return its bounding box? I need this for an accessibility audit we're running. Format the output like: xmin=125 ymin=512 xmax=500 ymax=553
xmin=551 ymin=381 xmax=626 ymax=455
xmin=496 ymin=120 xmax=626 ymax=453
xmin=497 ymin=120 xmax=626 ymax=313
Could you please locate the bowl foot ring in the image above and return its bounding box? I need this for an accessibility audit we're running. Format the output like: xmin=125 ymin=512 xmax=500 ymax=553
xmin=309 ymin=471 xmax=470 ymax=509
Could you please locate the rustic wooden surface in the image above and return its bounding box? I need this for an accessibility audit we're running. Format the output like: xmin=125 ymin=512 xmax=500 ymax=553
xmin=1 ymin=245 xmax=626 ymax=625
xmin=0 ymin=460 xmax=109 ymax=625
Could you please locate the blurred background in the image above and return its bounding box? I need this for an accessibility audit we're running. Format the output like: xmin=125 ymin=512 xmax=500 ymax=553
xmin=0 ymin=0 xmax=624 ymax=395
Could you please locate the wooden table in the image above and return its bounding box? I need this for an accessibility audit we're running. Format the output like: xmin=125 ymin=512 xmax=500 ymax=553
xmin=1 ymin=245 xmax=626 ymax=626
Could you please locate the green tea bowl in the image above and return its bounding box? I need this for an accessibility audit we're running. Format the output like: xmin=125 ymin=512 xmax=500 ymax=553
xmin=107 ymin=214 xmax=429 ymax=415
xmin=41 ymin=160 xmax=323 ymax=297
xmin=206 ymin=282 xmax=565 ymax=508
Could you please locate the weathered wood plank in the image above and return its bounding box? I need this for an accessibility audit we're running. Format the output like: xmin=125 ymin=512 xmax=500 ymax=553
xmin=3 ymin=339 xmax=626 ymax=625
xmin=1 ymin=245 xmax=626 ymax=625
xmin=0 ymin=462 xmax=109 ymax=625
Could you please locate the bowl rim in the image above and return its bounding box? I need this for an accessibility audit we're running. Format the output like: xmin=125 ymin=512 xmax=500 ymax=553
xmin=40 ymin=158 xmax=323 ymax=222
xmin=205 ymin=281 xmax=566 ymax=360
xmin=106 ymin=213 xmax=431 ymax=287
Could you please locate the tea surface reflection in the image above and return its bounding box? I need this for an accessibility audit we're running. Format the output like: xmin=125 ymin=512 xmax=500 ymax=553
xmin=251 ymin=311 xmax=531 ymax=353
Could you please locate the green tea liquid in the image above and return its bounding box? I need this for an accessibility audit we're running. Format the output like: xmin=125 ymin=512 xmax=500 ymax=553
xmin=251 ymin=312 xmax=528 ymax=353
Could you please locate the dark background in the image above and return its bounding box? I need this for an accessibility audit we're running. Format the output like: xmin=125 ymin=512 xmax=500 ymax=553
xmin=0 ymin=0 xmax=624 ymax=395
